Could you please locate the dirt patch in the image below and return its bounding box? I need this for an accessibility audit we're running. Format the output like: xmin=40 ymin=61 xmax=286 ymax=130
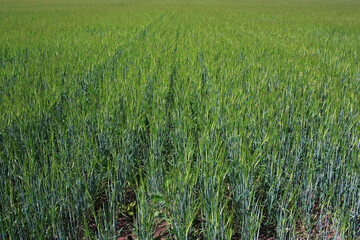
xmin=117 ymin=219 xmax=169 ymax=240
xmin=116 ymin=188 xmax=170 ymax=240
xmin=153 ymin=220 xmax=169 ymax=240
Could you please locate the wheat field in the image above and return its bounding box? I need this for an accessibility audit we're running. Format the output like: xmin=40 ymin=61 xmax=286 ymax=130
xmin=1 ymin=0 xmax=360 ymax=239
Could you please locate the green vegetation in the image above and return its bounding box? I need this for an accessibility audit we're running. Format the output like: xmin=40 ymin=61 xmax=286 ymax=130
xmin=1 ymin=0 xmax=360 ymax=239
